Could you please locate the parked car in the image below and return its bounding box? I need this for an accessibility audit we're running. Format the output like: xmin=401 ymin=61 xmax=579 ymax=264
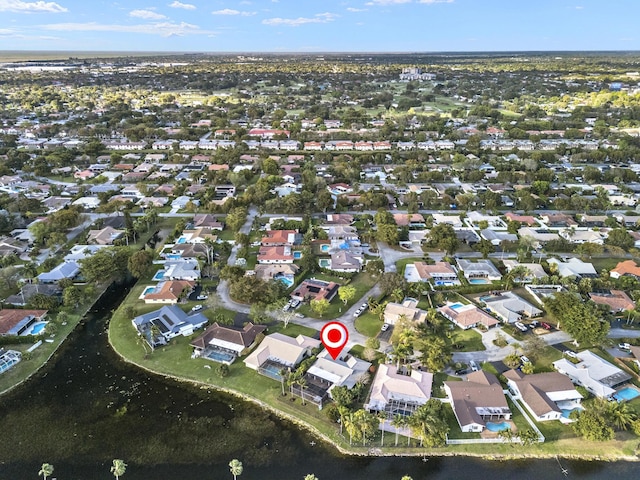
xmin=294 ymin=313 xmax=304 ymax=319
xmin=454 ymin=368 xmax=468 ymax=376
xmin=360 ymin=302 xmax=368 ymax=311
xmin=564 ymin=350 xmax=578 ymax=359
xmin=541 ymin=322 xmax=552 ymax=330
xmin=353 ymin=309 xmax=362 ymax=318
xmin=290 ymin=299 xmax=300 ymax=308
xmin=514 ymin=322 xmax=528 ymax=332
xmin=469 ymin=360 xmax=479 ymax=372
xmin=381 ymin=323 xmax=389 ymax=332
xmin=191 ymin=304 xmax=203 ymax=312
xmin=530 ymin=320 xmax=540 ymax=328
xmin=520 ymin=355 xmax=531 ymax=364
xmin=196 ymin=295 xmax=208 ymax=300
xmin=618 ymin=343 xmax=631 ymax=351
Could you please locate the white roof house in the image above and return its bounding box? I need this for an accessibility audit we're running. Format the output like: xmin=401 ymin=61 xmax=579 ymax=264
xmin=502 ymin=260 xmax=547 ymax=282
xmin=307 ymin=350 xmax=372 ymax=395
xmin=244 ymin=333 xmax=321 ymax=371
xmin=547 ymin=258 xmax=597 ymax=278
xmin=456 ymin=259 xmax=502 ymax=281
xmin=365 ymin=364 xmax=433 ymax=414
xmin=553 ymin=350 xmax=632 ymax=399
xmin=480 ymin=291 xmax=543 ymax=323
xmin=432 ymin=214 xmax=463 ymax=228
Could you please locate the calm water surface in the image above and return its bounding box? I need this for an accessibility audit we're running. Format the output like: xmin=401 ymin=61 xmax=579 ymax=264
xmin=1 ymin=283 xmax=640 ymax=480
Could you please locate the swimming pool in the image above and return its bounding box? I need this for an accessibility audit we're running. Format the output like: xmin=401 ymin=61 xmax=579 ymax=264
xmin=614 ymin=386 xmax=640 ymax=402
xmin=435 ymin=280 xmax=457 ymax=287
xmin=28 ymin=322 xmax=47 ymax=335
xmin=469 ymin=278 xmax=489 ymax=285
xmin=142 ymin=286 xmax=157 ymax=295
xmin=152 ymin=270 xmax=166 ymax=281
xmin=0 ymin=358 xmax=19 ymax=374
xmin=293 ymin=251 xmax=302 ymax=259
xmin=165 ymin=254 xmax=182 ymax=260
xmin=176 ymin=237 xmax=187 ymax=244
xmin=449 ymin=302 xmax=465 ymax=310
xmin=205 ymin=350 xmax=236 ymax=364
xmin=339 ymin=241 xmax=350 ymax=250
xmin=486 ymin=421 xmax=510 ymax=432
xmin=320 ymin=244 xmax=330 ymax=252
xmin=561 ymin=407 xmax=583 ymax=419
xmin=318 ymin=258 xmax=330 ymax=268
xmin=275 ymin=273 xmax=294 ymax=288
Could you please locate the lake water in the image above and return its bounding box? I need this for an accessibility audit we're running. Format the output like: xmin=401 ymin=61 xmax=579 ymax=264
xmin=1 ymin=282 xmax=640 ymax=479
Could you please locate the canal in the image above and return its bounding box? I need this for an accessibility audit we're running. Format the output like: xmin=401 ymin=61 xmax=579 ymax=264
xmin=2 ymin=282 xmax=640 ymax=479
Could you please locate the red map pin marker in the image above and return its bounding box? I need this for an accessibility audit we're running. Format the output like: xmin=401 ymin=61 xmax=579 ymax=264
xmin=320 ymin=321 xmax=349 ymax=360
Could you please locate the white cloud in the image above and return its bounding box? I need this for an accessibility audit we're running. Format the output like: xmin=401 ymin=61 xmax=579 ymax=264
xmin=263 ymin=12 xmax=338 ymax=27
xmin=347 ymin=7 xmax=367 ymax=12
xmin=41 ymin=21 xmax=216 ymax=37
xmin=169 ymin=1 xmax=196 ymax=9
xmin=0 ymin=0 xmax=67 ymax=13
xmin=129 ymin=9 xmax=167 ymax=20
xmin=211 ymin=8 xmax=256 ymax=16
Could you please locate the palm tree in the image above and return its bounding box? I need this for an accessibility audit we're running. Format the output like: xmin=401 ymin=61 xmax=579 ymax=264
xmin=606 ymin=401 xmax=637 ymax=431
xmin=378 ymin=410 xmax=387 ymax=446
xmin=279 ymin=368 xmax=290 ymax=396
xmin=111 ymin=459 xmax=127 ymax=480
xmin=298 ymin=376 xmax=308 ymax=405
xmin=391 ymin=414 xmax=405 ymax=446
xmin=39 ymin=463 xmax=54 ymax=480
xmin=229 ymin=459 xmax=243 ymax=480
xmin=304 ymin=475 xmax=319 ymax=480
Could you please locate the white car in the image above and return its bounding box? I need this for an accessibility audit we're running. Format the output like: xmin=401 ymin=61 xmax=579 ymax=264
xmin=469 ymin=360 xmax=479 ymax=372
xmin=520 ymin=355 xmax=531 ymax=364
xmin=196 ymin=295 xmax=208 ymax=300
xmin=381 ymin=323 xmax=389 ymax=332
xmin=514 ymin=322 xmax=528 ymax=332
xmin=290 ymin=299 xmax=300 ymax=308
xmin=618 ymin=343 xmax=631 ymax=351
xmin=191 ymin=304 xmax=203 ymax=312
xmin=564 ymin=350 xmax=578 ymax=359
xmin=353 ymin=309 xmax=362 ymax=318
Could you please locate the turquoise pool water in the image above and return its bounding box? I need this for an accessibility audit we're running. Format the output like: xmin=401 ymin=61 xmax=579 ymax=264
xmin=275 ymin=273 xmax=294 ymax=288
xmin=293 ymin=251 xmax=302 ymax=259
xmin=486 ymin=421 xmax=510 ymax=432
xmin=320 ymin=244 xmax=330 ymax=252
xmin=469 ymin=278 xmax=489 ymax=285
xmin=318 ymin=258 xmax=330 ymax=268
xmin=177 ymin=237 xmax=187 ymax=244
xmin=142 ymin=286 xmax=157 ymax=295
xmin=152 ymin=270 xmax=166 ymax=281
xmin=561 ymin=407 xmax=583 ymax=418
xmin=205 ymin=350 xmax=235 ymax=364
xmin=614 ymin=387 xmax=640 ymax=402
xmin=29 ymin=322 xmax=47 ymax=335
xmin=166 ymin=254 xmax=182 ymax=260
xmin=449 ymin=302 xmax=465 ymax=310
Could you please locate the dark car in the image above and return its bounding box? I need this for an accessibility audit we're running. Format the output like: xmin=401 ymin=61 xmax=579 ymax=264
xmin=455 ymin=369 xmax=468 ymax=375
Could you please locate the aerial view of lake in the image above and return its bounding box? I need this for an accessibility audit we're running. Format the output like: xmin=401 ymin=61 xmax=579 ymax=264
xmin=0 ymin=283 xmax=639 ymax=480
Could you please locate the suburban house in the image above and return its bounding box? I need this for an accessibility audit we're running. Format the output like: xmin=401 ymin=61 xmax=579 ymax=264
xmin=86 ymin=226 xmax=125 ymax=245
xmin=467 ymin=211 xmax=506 ymax=228
xmin=261 ymin=230 xmax=300 ymax=246
xmin=553 ymin=350 xmax=632 ymax=399
xmin=0 ymin=309 xmax=48 ymax=336
xmin=290 ymin=278 xmax=339 ymax=303
xmin=456 ymin=259 xmax=502 ymax=282
xmin=480 ymin=229 xmax=518 ymax=246
xmin=444 ymin=371 xmax=511 ymax=433
xmin=517 ymin=227 xmax=560 ymax=246
xmin=254 ymin=263 xmax=299 ymax=283
xmin=480 ymin=291 xmax=542 ymax=323
xmin=131 ymin=305 xmax=208 ymax=347
xmin=306 ymin=350 xmax=372 ymax=400
xmin=610 ymin=260 xmax=640 ymax=280
xmin=364 ymin=364 xmax=433 ymax=417
xmin=393 ymin=213 xmax=426 ymax=228
xmin=178 ymin=228 xmax=218 ymax=244
xmin=525 ymin=284 xmax=566 ymax=305
xmin=547 ymin=258 xmax=598 ymax=279
xmin=502 ymin=260 xmax=547 ymax=282
xmin=588 ymin=290 xmax=635 ymax=312
xmin=383 ymin=299 xmax=428 ymax=325
xmin=157 ymin=259 xmax=201 ymax=282
xmin=504 ymin=369 xmax=583 ymax=422
xmin=325 ymin=214 xmax=354 ymax=226
xmin=559 ymin=229 xmax=604 ymax=245
xmin=190 ymin=322 xmax=267 ymax=363
xmin=5 ymin=284 xmax=61 ymax=307
xmin=438 ymin=303 xmax=499 ymax=330
xmin=541 ymin=213 xmax=578 ymax=227
xmin=37 ymin=261 xmax=81 ymax=284
xmin=404 ymin=261 xmax=460 ymax=286
xmin=257 ymin=246 xmax=295 ymax=264
xmin=140 ymin=280 xmax=195 ymax=304
xmin=244 ymin=333 xmax=321 ymax=378
xmin=505 ymin=212 xmax=538 ymax=226
xmin=432 ymin=214 xmax=463 ymax=228
xmin=329 ymin=250 xmax=363 ymax=272
xmin=192 ymin=214 xmax=225 ymax=230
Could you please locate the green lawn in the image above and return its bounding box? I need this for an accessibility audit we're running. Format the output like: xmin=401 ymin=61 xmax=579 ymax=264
xmin=449 ymin=327 xmax=485 ymax=352
xmin=395 ymin=257 xmax=424 ymax=275
xmin=355 ymin=312 xmax=383 ymax=338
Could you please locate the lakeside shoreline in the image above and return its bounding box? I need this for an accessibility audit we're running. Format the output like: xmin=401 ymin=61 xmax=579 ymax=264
xmin=106 ymin=312 xmax=640 ymax=463
xmin=0 ymin=283 xmax=111 ymax=397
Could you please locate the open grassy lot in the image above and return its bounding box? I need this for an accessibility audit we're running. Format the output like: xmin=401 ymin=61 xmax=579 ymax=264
xmin=449 ymin=327 xmax=486 ymax=352
xmin=354 ymin=312 xmax=383 ymax=338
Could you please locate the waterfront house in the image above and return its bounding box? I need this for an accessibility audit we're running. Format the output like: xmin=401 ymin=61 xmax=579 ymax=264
xmin=306 ymin=350 xmax=372 ymax=400
xmin=132 ymin=305 xmax=207 ymax=347
xmin=244 ymin=333 xmax=321 ymax=378
xmin=141 ymin=280 xmax=195 ymax=304
xmin=504 ymin=369 xmax=582 ymax=422
xmin=0 ymin=348 xmax=21 ymax=374
xmin=553 ymin=350 xmax=631 ymax=399
xmin=190 ymin=322 xmax=267 ymax=363
xmin=364 ymin=364 xmax=433 ymax=417
xmin=444 ymin=371 xmax=511 ymax=433
xmin=0 ymin=309 xmax=48 ymax=336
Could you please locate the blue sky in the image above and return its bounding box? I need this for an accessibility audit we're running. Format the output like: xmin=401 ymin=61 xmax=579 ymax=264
xmin=1 ymin=0 xmax=639 ymax=52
